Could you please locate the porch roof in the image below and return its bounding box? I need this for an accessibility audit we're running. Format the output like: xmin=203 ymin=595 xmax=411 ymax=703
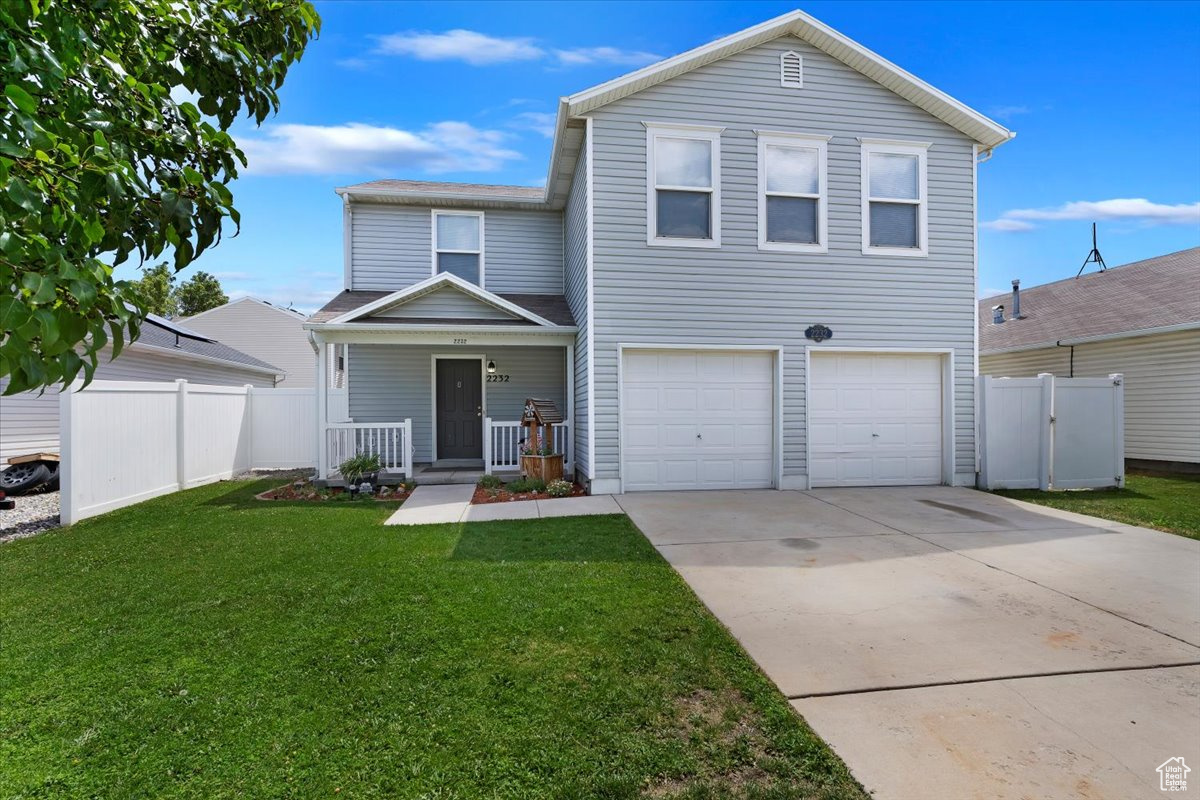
xmin=309 ymin=289 xmax=576 ymax=327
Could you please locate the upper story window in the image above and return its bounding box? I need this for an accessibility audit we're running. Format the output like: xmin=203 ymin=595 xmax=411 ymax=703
xmin=757 ymin=131 xmax=830 ymax=253
xmin=645 ymin=122 xmax=723 ymax=248
xmin=860 ymin=138 xmax=930 ymax=257
xmin=433 ymin=210 xmax=484 ymax=284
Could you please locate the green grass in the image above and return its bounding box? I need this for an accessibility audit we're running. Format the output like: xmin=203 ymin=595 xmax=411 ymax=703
xmin=995 ymin=471 xmax=1200 ymax=540
xmin=0 ymin=480 xmax=864 ymax=799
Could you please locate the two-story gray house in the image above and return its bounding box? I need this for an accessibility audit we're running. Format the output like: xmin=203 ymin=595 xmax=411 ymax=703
xmin=306 ymin=9 xmax=1014 ymax=494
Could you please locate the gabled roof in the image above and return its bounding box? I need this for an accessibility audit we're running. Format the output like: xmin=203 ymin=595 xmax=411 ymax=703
xmin=563 ymin=9 xmax=1013 ymax=150
xmin=181 ymin=296 xmax=307 ymax=324
xmin=337 ymin=9 xmax=1012 ymax=210
xmin=979 ymin=247 xmax=1200 ymax=354
xmin=318 ymin=273 xmax=566 ymax=328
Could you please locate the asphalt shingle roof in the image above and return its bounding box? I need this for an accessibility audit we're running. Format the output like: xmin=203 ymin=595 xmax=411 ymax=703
xmin=979 ymin=247 xmax=1200 ymax=353
xmin=137 ymin=318 xmax=281 ymax=373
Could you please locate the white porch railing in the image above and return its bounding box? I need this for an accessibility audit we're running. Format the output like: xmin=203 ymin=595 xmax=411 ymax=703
xmin=484 ymin=418 xmax=572 ymax=475
xmin=324 ymin=420 xmax=413 ymax=480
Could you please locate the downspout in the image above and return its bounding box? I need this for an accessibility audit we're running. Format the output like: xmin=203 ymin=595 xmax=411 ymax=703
xmin=1055 ymin=341 xmax=1074 ymax=377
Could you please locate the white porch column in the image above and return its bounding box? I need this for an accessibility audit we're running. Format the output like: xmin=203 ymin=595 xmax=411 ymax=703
xmin=315 ymin=335 xmax=329 ymax=479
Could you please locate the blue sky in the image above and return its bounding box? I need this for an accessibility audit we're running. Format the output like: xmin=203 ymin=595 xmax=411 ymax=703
xmin=141 ymin=1 xmax=1200 ymax=312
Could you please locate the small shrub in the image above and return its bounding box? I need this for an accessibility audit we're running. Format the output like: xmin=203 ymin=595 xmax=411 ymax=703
xmin=477 ymin=474 xmax=503 ymax=489
xmin=546 ymin=479 xmax=573 ymax=498
xmin=507 ymin=477 xmax=546 ymax=494
xmin=338 ymin=453 xmax=382 ymax=485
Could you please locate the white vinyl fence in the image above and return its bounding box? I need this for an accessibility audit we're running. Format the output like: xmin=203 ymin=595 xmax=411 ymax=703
xmin=60 ymin=380 xmax=317 ymax=524
xmin=977 ymin=373 xmax=1124 ymax=491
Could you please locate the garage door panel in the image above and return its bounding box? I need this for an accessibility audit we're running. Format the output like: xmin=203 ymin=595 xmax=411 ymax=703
xmin=810 ymin=353 xmax=943 ymax=488
xmin=622 ymin=349 xmax=775 ymax=492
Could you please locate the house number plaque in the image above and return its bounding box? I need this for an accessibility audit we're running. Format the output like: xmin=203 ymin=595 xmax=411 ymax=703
xmin=805 ymin=324 xmax=833 ymax=343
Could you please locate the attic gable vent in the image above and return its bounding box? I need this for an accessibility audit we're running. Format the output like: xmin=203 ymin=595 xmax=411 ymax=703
xmin=780 ymin=51 xmax=803 ymax=88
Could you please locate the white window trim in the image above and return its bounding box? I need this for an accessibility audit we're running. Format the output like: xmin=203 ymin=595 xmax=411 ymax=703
xmin=644 ymin=122 xmax=723 ymax=249
xmin=859 ymin=138 xmax=931 ymax=258
xmin=756 ymin=130 xmax=830 ymax=253
xmin=431 ymin=209 xmax=486 ymax=286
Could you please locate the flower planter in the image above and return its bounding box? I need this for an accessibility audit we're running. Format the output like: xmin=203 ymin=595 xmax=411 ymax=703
xmin=520 ymin=453 xmax=564 ymax=483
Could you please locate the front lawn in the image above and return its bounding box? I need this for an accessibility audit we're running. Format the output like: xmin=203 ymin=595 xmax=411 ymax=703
xmin=0 ymin=480 xmax=863 ymax=799
xmin=995 ymin=471 xmax=1200 ymax=540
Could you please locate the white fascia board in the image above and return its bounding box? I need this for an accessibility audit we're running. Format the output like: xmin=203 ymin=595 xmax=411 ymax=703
xmin=304 ymin=324 xmax=576 ymax=347
xmin=335 ymin=186 xmax=551 ymax=209
xmin=981 ymin=321 xmax=1200 ymax=356
xmin=325 ymin=273 xmax=559 ymax=328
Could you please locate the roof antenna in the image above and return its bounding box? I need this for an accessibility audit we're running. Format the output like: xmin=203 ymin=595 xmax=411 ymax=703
xmin=1076 ymin=222 xmax=1108 ymax=277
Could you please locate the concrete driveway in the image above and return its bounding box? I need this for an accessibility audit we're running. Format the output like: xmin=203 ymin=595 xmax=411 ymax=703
xmin=616 ymin=486 xmax=1200 ymax=800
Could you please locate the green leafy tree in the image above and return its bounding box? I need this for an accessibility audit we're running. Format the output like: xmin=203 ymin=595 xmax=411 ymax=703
xmin=0 ymin=0 xmax=319 ymax=394
xmin=175 ymin=271 xmax=228 ymax=317
xmin=132 ymin=264 xmax=178 ymax=318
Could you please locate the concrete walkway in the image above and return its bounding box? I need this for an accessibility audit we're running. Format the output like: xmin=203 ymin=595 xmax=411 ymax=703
xmin=619 ymin=486 xmax=1200 ymax=800
xmin=385 ymin=484 xmax=622 ymax=525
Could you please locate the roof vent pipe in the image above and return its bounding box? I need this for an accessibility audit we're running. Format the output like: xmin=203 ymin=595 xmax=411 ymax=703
xmin=1011 ymin=279 xmax=1021 ymax=319
xmin=992 ymin=304 xmax=1005 ymax=324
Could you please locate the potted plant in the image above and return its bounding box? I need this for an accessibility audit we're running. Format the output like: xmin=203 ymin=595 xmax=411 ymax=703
xmin=338 ymin=453 xmax=382 ymax=493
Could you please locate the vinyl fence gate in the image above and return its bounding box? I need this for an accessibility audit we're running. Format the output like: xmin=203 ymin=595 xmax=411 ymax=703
xmin=977 ymin=373 xmax=1125 ymax=491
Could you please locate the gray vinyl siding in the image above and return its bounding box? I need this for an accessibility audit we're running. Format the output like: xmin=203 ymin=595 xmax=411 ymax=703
xmin=374 ymin=287 xmax=518 ymax=320
xmin=588 ymin=35 xmax=980 ymax=484
xmin=0 ymin=350 xmax=273 ymax=462
xmin=347 ymin=345 xmax=568 ymax=463
xmin=181 ymin=299 xmax=315 ymax=387
xmin=982 ymin=330 xmax=1200 ymax=464
xmin=350 ymin=204 xmax=564 ymax=294
xmin=564 ymin=136 xmax=591 ymax=478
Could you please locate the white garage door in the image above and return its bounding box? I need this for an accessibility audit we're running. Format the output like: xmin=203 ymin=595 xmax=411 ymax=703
xmin=809 ymin=352 xmax=943 ymax=487
xmin=622 ymin=350 xmax=775 ymax=491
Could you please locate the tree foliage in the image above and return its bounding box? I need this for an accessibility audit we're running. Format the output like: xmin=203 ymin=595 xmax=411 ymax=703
xmin=0 ymin=0 xmax=319 ymax=394
xmin=175 ymin=271 xmax=228 ymax=317
xmin=132 ymin=264 xmax=178 ymax=318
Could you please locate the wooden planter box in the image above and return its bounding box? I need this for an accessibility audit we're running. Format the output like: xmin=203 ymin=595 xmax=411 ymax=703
xmin=521 ymin=454 xmax=564 ymax=483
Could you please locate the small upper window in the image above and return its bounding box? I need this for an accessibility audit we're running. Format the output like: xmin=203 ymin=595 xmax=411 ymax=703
xmin=780 ymin=51 xmax=803 ymax=88
xmin=757 ymin=131 xmax=829 ymax=252
xmin=645 ymin=123 xmax=722 ymax=247
xmin=860 ymin=139 xmax=930 ymax=257
xmin=433 ymin=210 xmax=484 ymax=284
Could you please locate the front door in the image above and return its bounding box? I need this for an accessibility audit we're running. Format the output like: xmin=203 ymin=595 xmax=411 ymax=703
xmin=436 ymin=359 xmax=483 ymax=460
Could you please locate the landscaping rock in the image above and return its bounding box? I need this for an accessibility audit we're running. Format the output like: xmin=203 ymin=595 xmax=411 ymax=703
xmin=0 ymin=490 xmax=60 ymax=544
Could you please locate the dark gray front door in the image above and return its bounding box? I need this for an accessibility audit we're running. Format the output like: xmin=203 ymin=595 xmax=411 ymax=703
xmin=436 ymin=359 xmax=482 ymax=460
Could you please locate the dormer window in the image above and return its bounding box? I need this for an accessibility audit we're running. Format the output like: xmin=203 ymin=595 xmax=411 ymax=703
xmin=433 ymin=210 xmax=484 ymax=285
xmin=645 ymin=122 xmax=723 ymax=248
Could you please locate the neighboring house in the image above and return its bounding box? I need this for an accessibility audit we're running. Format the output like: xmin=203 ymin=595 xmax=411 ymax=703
xmin=180 ymin=296 xmax=316 ymax=388
xmin=0 ymin=316 xmax=281 ymax=463
xmin=980 ymin=247 xmax=1200 ymax=471
xmin=306 ymin=9 xmax=1015 ymax=492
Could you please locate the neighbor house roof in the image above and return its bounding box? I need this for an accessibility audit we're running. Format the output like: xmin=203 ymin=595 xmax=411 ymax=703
xmin=337 ymin=9 xmax=1012 ymax=210
xmin=133 ymin=316 xmax=282 ymax=375
xmin=180 ymin=296 xmax=307 ymax=324
xmin=979 ymin=247 xmax=1200 ymax=354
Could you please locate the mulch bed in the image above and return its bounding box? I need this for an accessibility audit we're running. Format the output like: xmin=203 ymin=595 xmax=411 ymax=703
xmin=472 ymin=482 xmax=587 ymax=505
xmin=257 ymin=479 xmax=411 ymax=503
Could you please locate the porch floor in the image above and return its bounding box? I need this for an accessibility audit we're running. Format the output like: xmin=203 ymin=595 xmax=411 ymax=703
xmin=413 ymin=465 xmax=519 ymax=486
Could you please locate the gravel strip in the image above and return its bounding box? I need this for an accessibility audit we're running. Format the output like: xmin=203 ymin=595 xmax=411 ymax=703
xmin=0 ymin=490 xmax=61 ymax=544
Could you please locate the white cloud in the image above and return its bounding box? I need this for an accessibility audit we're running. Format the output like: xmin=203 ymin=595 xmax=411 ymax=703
xmin=980 ymin=219 xmax=1036 ymax=232
xmin=239 ymin=121 xmax=523 ymax=176
xmin=374 ymin=29 xmax=543 ymax=65
xmin=988 ymin=105 xmax=1031 ymax=121
xmin=982 ymin=198 xmax=1200 ymax=232
xmin=371 ymin=29 xmax=662 ymax=69
xmin=510 ymin=111 xmax=556 ymax=138
xmin=336 ymin=57 xmax=373 ymax=70
xmin=553 ymin=46 xmax=662 ymax=67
